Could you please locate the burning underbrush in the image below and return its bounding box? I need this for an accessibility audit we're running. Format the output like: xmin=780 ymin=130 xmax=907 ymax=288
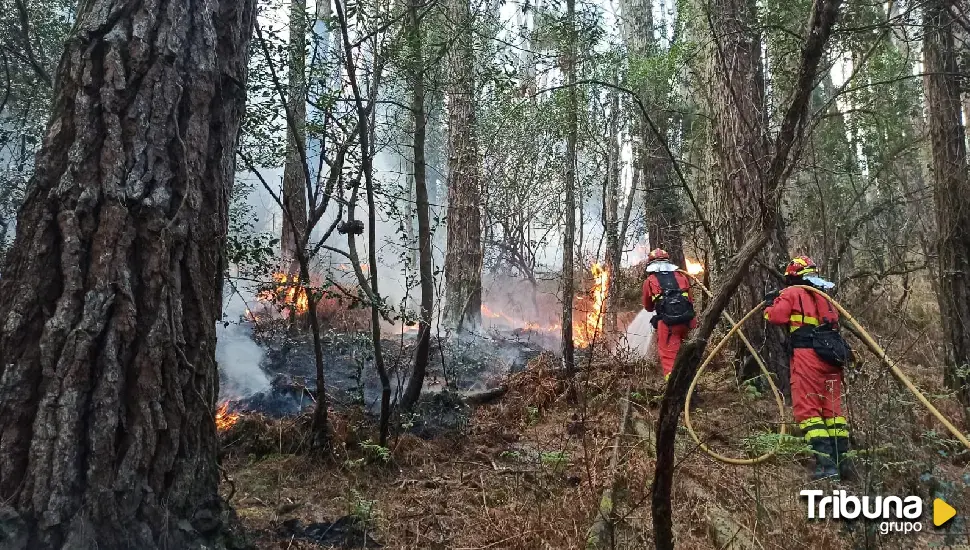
xmin=218 ymin=263 xmax=631 ymax=433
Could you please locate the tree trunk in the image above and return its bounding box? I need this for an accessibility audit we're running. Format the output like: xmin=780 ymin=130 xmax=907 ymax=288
xmin=0 ymin=1 xmax=257 ymax=547
xmin=333 ymin=0 xmax=391 ymax=444
xmin=604 ymin=89 xmax=621 ymax=334
xmin=443 ymin=0 xmax=482 ymax=332
xmin=281 ymin=0 xmax=309 ymax=271
xmin=561 ymin=0 xmax=578 ymax=375
xmin=924 ymin=0 xmax=970 ymax=407
xmin=619 ymin=0 xmax=685 ymax=265
xmin=708 ymin=0 xmax=789 ymax=383
xmin=402 ymin=0 xmax=432 ymax=409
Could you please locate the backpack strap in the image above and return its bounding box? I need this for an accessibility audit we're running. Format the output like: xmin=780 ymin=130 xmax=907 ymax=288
xmin=652 ymin=271 xmax=688 ymax=302
xmin=653 ymin=271 xmax=680 ymax=292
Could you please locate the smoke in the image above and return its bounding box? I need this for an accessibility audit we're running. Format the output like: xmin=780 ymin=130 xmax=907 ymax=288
xmin=217 ymin=291 xmax=271 ymax=399
xmin=624 ymin=309 xmax=656 ymax=357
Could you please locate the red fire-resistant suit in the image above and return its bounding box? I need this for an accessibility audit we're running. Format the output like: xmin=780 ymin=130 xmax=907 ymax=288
xmin=764 ymin=286 xmax=847 ymax=442
xmin=642 ymin=271 xmax=696 ymax=379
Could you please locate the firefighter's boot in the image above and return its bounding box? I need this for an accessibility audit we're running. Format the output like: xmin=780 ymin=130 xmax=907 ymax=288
xmin=833 ymin=437 xmax=859 ymax=481
xmin=810 ymin=437 xmax=839 ymax=480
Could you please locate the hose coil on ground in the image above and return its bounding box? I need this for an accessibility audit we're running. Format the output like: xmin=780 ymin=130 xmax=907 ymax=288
xmin=681 ymin=280 xmax=970 ymax=466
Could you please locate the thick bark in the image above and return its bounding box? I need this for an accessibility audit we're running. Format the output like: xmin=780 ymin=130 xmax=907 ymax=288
xmin=402 ymin=0 xmax=432 ymax=409
xmin=651 ymin=1 xmax=842 ymax=546
xmin=281 ymin=0 xmax=309 ymax=270
xmin=924 ymin=0 xmax=970 ymax=406
xmin=619 ymin=0 xmax=685 ymax=264
xmin=561 ymin=0 xmax=577 ymax=375
xmin=442 ymin=0 xmax=482 ymax=332
xmin=708 ymin=0 xmax=788 ymax=382
xmin=0 ymin=1 xmax=256 ymax=548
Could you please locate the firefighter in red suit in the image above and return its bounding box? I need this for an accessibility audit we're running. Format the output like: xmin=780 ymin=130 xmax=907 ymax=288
xmin=764 ymin=255 xmax=852 ymax=480
xmin=641 ymin=249 xmax=696 ymax=382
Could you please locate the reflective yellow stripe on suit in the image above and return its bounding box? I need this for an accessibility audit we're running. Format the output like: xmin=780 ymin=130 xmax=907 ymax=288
xmin=825 ymin=416 xmax=849 ymax=438
xmin=789 ymin=314 xmax=819 ymax=332
xmin=799 ymin=417 xmax=829 ymax=442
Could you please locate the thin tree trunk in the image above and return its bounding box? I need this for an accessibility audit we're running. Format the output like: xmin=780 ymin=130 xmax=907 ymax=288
xmin=604 ymin=88 xmax=621 ymax=334
xmin=281 ymin=0 xmax=309 ymax=272
xmin=402 ymin=0 xmax=432 ymax=409
xmin=0 ymin=1 xmax=257 ymax=547
xmin=443 ymin=0 xmax=483 ymax=332
xmin=561 ymin=0 xmax=578 ymax=376
xmin=334 ymin=0 xmax=391 ymax=444
xmin=924 ymin=0 xmax=970 ymax=407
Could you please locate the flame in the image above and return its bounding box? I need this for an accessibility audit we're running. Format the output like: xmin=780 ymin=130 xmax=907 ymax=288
xmin=478 ymin=264 xmax=610 ymax=347
xmin=685 ymin=258 xmax=705 ymax=276
xmin=336 ymin=263 xmax=369 ymax=273
xmin=215 ymin=401 xmax=240 ymax=431
xmin=258 ymin=272 xmax=309 ymax=315
xmin=573 ymin=263 xmax=609 ymax=347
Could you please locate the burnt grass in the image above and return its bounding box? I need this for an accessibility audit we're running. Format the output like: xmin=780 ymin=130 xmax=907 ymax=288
xmin=219 ymin=323 xmax=970 ymax=549
xmin=220 ymin=319 xmax=552 ymax=438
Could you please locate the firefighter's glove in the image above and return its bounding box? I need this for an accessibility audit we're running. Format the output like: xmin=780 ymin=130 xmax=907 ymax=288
xmin=650 ymin=315 xmax=660 ymax=329
xmin=763 ymin=290 xmax=781 ymax=304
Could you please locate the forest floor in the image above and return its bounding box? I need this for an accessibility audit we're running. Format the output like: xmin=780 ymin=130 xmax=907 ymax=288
xmin=220 ymin=335 xmax=970 ymax=549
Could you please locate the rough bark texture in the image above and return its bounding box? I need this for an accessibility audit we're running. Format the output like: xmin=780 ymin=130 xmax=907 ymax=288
xmin=651 ymin=0 xmax=842 ymax=546
xmin=620 ymin=0 xmax=684 ymax=264
xmin=0 ymin=1 xmax=256 ymax=548
xmin=708 ymin=0 xmax=788 ymax=382
xmin=924 ymin=0 xmax=970 ymax=406
xmin=443 ymin=0 xmax=482 ymax=332
xmin=281 ymin=0 xmax=309 ymax=270
xmin=561 ymin=0 xmax=577 ymax=375
xmin=402 ymin=0 xmax=432 ymax=409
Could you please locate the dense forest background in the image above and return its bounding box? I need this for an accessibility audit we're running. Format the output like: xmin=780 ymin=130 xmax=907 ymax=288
xmin=1 ymin=0 xmax=970 ymax=548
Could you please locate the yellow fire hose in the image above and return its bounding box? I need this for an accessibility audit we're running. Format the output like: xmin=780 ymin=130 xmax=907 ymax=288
xmin=680 ymin=280 xmax=970 ymax=466
xmin=679 ymin=272 xmax=787 ymax=465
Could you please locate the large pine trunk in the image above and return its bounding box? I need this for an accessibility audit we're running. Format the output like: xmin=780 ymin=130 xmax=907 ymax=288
xmin=924 ymin=0 xmax=970 ymax=407
xmin=443 ymin=0 xmax=483 ymax=332
xmin=0 ymin=1 xmax=256 ymax=548
xmin=709 ymin=0 xmax=789 ymax=384
xmin=281 ymin=0 xmax=310 ymax=270
xmin=619 ymin=0 xmax=685 ymax=265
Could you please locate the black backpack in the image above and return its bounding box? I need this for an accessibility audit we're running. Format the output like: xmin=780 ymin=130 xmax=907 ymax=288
xmin=653 ymin=271 xmax=695 ymax=326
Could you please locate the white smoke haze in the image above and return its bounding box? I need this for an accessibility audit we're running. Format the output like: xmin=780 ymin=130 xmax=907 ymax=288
xmin=624 ymin=309 xmax=656 ymax=357
xmin=217 ymin=289 xmax=271 ymax=399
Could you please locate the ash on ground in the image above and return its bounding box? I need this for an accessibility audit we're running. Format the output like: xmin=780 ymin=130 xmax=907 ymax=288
xmin=218 ymin=321 xmax=550 ymax=434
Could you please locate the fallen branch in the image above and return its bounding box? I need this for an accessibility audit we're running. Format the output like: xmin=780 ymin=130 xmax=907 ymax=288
xmin=585 ymin=388 xmax=633 ymax=549
xmin=462 ymin=386 xmax=508 ymax=405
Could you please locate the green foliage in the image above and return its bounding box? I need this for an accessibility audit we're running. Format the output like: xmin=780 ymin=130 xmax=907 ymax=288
xmin=227 ymin=181 xmax=279 ymax=278
xmin=741 ymin=379 xmax=763 ymax=401
xmin=347 ymin=489 xmax=379 ymax=525
xmin=361 ymin=439 xmax=391 ymax=463
xmin=526 ymin=406 xmax=540 ymax=425
xmin=0 ymin=1 xmax=75 ymax=257
xmin=742 ymin=433 xmax=813 ymax=458
xmin=499 ymin=450 xmax=523 ymax=461
xmin=540 ymin=450 xmax=569 ymax=469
